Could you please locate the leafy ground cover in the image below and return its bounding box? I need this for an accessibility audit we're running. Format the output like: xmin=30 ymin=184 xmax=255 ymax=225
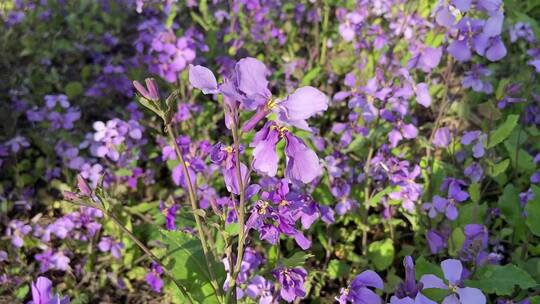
xmin=2 ymin=0 xmax=540 ymax=303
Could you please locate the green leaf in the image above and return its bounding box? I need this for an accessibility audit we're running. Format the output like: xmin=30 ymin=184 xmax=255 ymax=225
xmin=467 ymin=264 xmax=536 ymax=296
xmin=327 ymin=259 xmax=350 ymax=280
xmin=281 ymin=252 xmax=314 ymax=268
xmin=457 ymin=202 xmax=487 ymax=225
xmin=468 ymin=182 xmax=481 ymax=203
xmin=496 ymin=78 xmax=511 ymax=100
xmin=15 ymin=285 xmax=29 ymax=300
xmin=498 ymin=184 xmax=522 ymax=226
xmin=301 ymin=66 xmax=321 ymax=86
xmin=487 ymin=159 xmax=510 ymax=177
xmin=115 ymin=168 xmax=132 ymax=177
xmin=526 ymin=186 xmax=540 ymax=237
xmin=367 ymin=238 xmax=395 ymax=271
xmin=422 ymin=288 xmax=450 ymax=302
xmin=487 ymin=114 xmax=519 ymax=148
xmin=448 ymin=227 xmax=465 ymax=257
xmin=369 ymin=186 xmax=399 ymax=207
xmin=415 ymin=256 xmax=442 ymax=279
xmin=161 ymin=230 xmax=225 ymax=303
xmin=64 ymin=81 xmax=84 ymax=98
xmin=224 ymin=223 xmax=239 ymax=236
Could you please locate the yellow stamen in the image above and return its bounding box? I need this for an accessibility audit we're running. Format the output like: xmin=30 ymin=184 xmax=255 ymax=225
xmin=258 ymin=200 xmax=269 ymax=214
xmin=266 ymin=98 xmax=278 ymax=110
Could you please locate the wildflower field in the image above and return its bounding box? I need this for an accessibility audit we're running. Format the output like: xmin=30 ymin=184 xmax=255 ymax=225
xmin=2 ymin=0 xmax=540 ymax=303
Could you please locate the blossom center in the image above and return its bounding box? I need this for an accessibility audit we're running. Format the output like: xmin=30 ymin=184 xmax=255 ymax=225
xmin=266 ymin=98 xmax=278 ymax=110
xmin=258 ymin=200 xmax=269 ymax=214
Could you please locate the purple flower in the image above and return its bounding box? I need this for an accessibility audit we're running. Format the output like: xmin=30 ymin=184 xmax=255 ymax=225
xmin=420 ymin=259 xmax=486 ymax=304
xmin=188 ymin=65 xmax=219 ymax=94
xmin=433 ymin=127 xmax=452 ymax=148
xmin=6 ymin=220 xmax=32 ymax=247
xmin=246 ymin=275 xmax=275 ymax=304
xmin=211 ymin=143 xmax=249 ymax=194
xmin=460 ymin=224 xmax=491 ymax=265
xmin=189 ymin=57 xmax=328 ymax=132
xmin=145 ymin=262 xmax=164 ymax=292
xmin=35 ymin=249 xmax=70 ymax=273
xmin=408 ymin=46 xmax=442 ymax=73
xmin=462 ymin=65 xmax=493 ymax=94
xmin=426 ymin=229 xmax=449 ymax=254
xmin=388 ymin=121 xmax=418 ymax=147
xmin=98 ymin=237 xmax=124 ymax=259
xmin=391 ymin=256 xmax=436 ymax=304
xmin=388 ymin=165 xmax=423 ymax=212
xmin=251 ymin=122 xmax=322 ymax=183
xmin=337 ymin=270 xmax=384 ymax=304
xmin=429 ymin=178 xmax=469 ymax=220
xmin=464 ymin=163 xmax=484 ymax=182
xmin=509 ymin=22 xmax=536 ymax=43
xmin=461 ymin=131 xmax=487 ymax=158
xmin=273 ymin=266 xmax=307 ymax=302
xmin=29 ymin=276 xmax=70 ymax=304
xmin=4 ymin=136 xmax=30 ymax=153
xmin=160 ymin=201 xmax=178 ymax=230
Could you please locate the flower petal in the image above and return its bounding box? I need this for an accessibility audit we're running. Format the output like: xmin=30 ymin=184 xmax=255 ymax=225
xmin=189 ymin=65 xmax=219 ymax=94
xmin=420 ymin=274 xmax=447 ymax=289
xmin=456 ymin=287 xmax=486 ymax=304
xmin=280 ymin=86 xmax=328 ymax=123
xmin=441 ymin=259 xmax=462 ymax=284
xmin=352 ymin=270 xmax=384 ymax=289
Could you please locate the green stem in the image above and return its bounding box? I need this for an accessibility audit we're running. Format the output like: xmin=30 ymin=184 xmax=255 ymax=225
xmin=424 ymin=57 xmax=454 ymax=199
xmin=318 ymin=2 xmax=330 ymax=65
xmin=166 ymin=125 xmax=223 ymax=300
xmin=361 ymin=145 xmax=375 ymax=256
xmin=226 ymin=123 xmax=247 ymax=304
xmin=97 ymin=202 xmax=194 ymax=303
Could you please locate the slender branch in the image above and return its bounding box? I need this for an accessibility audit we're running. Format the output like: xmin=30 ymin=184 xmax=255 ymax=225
xmin=424 ymin=57 xmax=454 ymax=199
xmin=166 ymin=125 xmax=223 ymax=300
xmin=92 ymin=200 xmax=194 ymax=303
xmin=361 ymin=145 xmax=375 ymax=256
xmin=226 ymin=122 xmax=247 ymax=304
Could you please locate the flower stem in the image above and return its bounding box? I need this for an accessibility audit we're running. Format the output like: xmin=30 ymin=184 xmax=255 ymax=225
xmin=226 ymin=122 xmax=248 ymax=303
xmin=166 ymin=125 xmax=223 ymax=300
xmin=93 ymin=198 xmax=194 ymax=303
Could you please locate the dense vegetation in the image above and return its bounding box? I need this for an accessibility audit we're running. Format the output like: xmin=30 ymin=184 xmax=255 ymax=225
xmin=2 ymin=0 xmax=540 ymax=303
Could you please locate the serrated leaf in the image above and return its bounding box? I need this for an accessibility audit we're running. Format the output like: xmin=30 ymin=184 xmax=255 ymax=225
xmin=466 ymin=264 xmax=536 ymax=296
xmin=161 ymin=230 xmax=225 ymax=303
xmin=415 ymin=256 xmax=442 ymax=279
xmin=367 ymin=238 xmax=395 ymax=271
xmin=487 ymin=115 xmax=519 ymax=148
